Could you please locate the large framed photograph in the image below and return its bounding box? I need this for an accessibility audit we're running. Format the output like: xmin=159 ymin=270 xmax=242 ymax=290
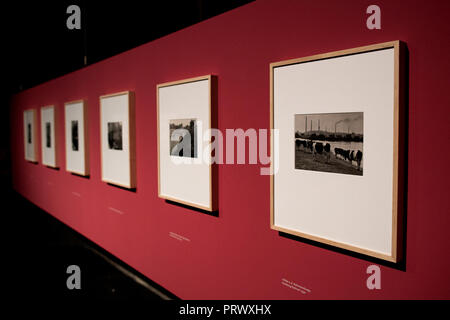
xmin=41 ymin=105 xmax=58 ymax=168
xmin=23 ymin=109 xmax=38 ymax=162
xmin=100 ymin=91 xmax=136 ymax=189
xmin=65 ymin=100 xmax=89 ymax=176
xmin=157 ymin=75 xmax=216 ymax=211
xmin=270 ymin=41 xmax=405 ymax=262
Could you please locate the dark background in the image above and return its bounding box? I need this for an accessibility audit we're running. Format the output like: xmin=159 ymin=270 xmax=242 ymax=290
xmin=1 ymin=0 xmax=253 ymax=183
xmin=1 ymin=0 xmax=252 ymax=301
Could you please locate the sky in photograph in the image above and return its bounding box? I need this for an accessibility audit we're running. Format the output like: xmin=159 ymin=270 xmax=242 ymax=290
xmin=169 ymin=118 xmax=195 ymax=127
xmin=295 ymin=112 xmax=363 ymax=134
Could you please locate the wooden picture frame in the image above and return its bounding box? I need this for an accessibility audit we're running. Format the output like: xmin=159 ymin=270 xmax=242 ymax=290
xmin=270 ymin=41 xmax=405 ymax=262
xmin=41 ymin=105 xmax=58 ymax=168
xmin=100 ymin=91 xmax=136 ymax=189
xmin=23 ymin=109 xmax=38 ymax=163
xmin=64 ymin=100 xmax=89 ymax=176
xmin=157 ymin=75 xmax=217 ymax=211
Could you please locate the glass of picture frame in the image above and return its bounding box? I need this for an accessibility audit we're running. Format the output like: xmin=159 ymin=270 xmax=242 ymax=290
xmin=23 ymin=109 xmax=38 ymax=163
xmin=270 ymin=41 xmax=405 ymax=262
xmin=65 ymin=100 xmax=89 ymax=176
xmin=157 ymin=75 xmax=217 ymax=211
xmin=41 ymin=105 xmax=58 ymax=168
xmin=100 ymin=91 xmax=136 ymax=189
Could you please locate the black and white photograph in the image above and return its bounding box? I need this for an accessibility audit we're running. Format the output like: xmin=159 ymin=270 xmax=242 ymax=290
xmin=71 ymin=120 xmax=79 ymax=151
xmin=108 ymin=121 xmax=123 ymax=150
xmin=169 ymin=118 xmax=197 ymax=158
xmin=27 ymin=123 xmax=32 ymax=144
xmin=45 ymin=122 xmax=51 ymax=148
xmin=294 ymin=112 xmax=363 ymax=176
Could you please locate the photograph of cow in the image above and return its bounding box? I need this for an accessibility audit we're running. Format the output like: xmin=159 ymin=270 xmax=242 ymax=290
xmin=294 ymin=112 xmax=363 ymax=176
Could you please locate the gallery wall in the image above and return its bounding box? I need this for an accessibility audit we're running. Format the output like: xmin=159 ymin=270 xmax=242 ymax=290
xmin=10 ymin=0 xmax=450 ymax=299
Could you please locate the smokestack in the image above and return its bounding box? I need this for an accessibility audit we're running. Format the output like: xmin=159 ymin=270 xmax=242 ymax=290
xmin=318 ymin=119 xmax=320 ymax=131
xmin=305 ymin=116 xmax=307 ymax=133
xmin=311 ymin=120 xmax=312 ymax=132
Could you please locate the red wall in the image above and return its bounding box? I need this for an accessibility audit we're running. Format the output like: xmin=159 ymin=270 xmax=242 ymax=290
xmin=10 ymin=0 xmax=450 ymax=299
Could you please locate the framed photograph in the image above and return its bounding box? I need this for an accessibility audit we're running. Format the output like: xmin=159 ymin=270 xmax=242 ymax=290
xmin=23 ymin=109 xmax=38 ymax=162
xmin=270 ymin=41 xmax=405 ymax=262
xmin=41 ymin=105 xmax=58 ymax=168
xmin=157 ymin=75 xmax=216 ymax=211
xmin=100 ymin=91 xmax=136 ymax=189
xmin=65 ymin=100 xmax=89 ymax=176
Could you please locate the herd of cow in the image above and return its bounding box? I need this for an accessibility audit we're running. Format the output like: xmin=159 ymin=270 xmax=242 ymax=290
xmin=295 ymin=139 xmax=363 ymax=170
xmin=334 ymin=147 xmax=363 ymax=169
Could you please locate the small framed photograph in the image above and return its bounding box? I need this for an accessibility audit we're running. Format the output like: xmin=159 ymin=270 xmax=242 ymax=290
xmin=23 ymin=109 xmax=38 ymax=162
xmin=157 ymin=75 xmax=217 ymax=211
xmin=270 ymin=41 xmax=405 ymax=262
xmin=100 ymin=91 xmax=136 ymax=189
xmin=41 ymin=105 xmax=58 ymax=168
xmin=65 ymin=100 xmax=89 ymax=176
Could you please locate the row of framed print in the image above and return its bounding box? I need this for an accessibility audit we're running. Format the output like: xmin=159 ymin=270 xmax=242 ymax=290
xmin=23 ymin=92 xmax=136 ymax=188
xmin=23 ymin=75 xmax=215 ymax=209
xmin=22 ymin=41 xmax=405 ymax=263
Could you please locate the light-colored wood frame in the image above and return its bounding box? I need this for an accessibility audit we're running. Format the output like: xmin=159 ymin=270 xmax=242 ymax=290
xmin=64 ymin=99 xmax=89 ymax=176
xmin=40 ymin=105 xmax=59 ymax=168
xmin=99 ymin=91 xmax=136 ymax=189
xmin=24 ymin=108 xmax=38 ymax=163
xmin=156 ymin=75 xmax=216 ymax=212
xmin=270 ymin=41 xmax=405 ymax=262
